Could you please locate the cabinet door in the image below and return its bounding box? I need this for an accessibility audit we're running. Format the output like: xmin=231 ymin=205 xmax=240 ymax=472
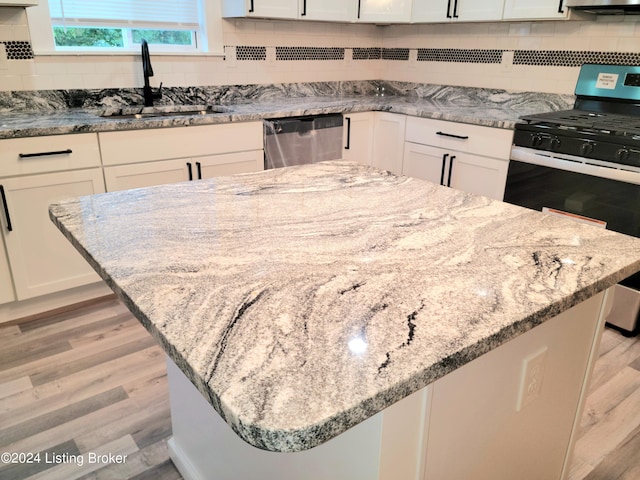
xmin=371 ymin=113 xmax=406 ymax=175
xmin=302 ymin=0 xmax=356 ymax=21
xmin=449 ymin=152 xmax=508 ymax=201
xmin=0 ymin=169 xmax=105 ymax=300
xmin=456 ymin=0 xmax=505 ymax=21
xmin=196 ymin=150 xmax=264 ymax=179
xmin=411 ymin=0 xmax=452 ymax=22
xmin=343 ymin=112 xmax=375 ymax=166
xmin=104 ymin=159 xmax=190 ymax=192
xmin=503 ymin=0 xmax=567 ymax=19
xmin=358 ymin=0 xmax=412 ymax=22
xmin=0 ymin=236 xmax=15 ymax=305
xmin=402 ymin=143 xmax=448 ymax=185
xmin=222 ymin=0 xmax=298 ymax=18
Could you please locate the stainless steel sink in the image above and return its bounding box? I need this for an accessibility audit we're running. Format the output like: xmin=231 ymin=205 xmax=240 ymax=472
xmin=98 ymin=104 xmax=231 ymax=119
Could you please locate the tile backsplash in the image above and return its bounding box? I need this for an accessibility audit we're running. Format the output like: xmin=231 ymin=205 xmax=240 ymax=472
xmin=2 ymin=7 xmax=640 ymax=95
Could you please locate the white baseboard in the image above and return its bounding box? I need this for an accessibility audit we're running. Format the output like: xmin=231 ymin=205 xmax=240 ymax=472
xmin=0 ymin=281 xmax=113 ymax=326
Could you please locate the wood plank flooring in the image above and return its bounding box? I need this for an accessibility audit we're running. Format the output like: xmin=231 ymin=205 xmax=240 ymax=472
xmin=0 ymin=296 xmax=638 ymax=479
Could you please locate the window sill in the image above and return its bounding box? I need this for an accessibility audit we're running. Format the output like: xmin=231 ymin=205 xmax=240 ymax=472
xmin=32 ymin=50 xmax=225 ymax=57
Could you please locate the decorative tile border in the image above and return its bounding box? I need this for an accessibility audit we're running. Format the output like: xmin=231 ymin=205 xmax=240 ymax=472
xmin=353 ymin=47 xmax=381 ymax=60
xmin=381 ymin=48 xmax=410 ymax=61
xmin=1 ymin=41 xmax=34 ymax=60
xmin=513 ymin=50 xmax=640 ymax=67
xmin=418 ymin=48 xmax=503 ymax=64
xmin=236 ymin=46 xmax=267 ymax=61
xmin=275 ymin=47 xmax=344 ymax=61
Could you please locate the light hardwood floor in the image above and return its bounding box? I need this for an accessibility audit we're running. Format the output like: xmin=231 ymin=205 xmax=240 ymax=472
xmin=0 ymin=297 xmax=638 ymax=480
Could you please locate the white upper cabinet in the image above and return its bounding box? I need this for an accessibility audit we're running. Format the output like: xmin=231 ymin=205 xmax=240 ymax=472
xmin=357 ymin=0 xmax=412 ymax=23
xmin=222 ymin=0 xmax=299 ymax=19
xmin=413 ymin=0 xmax=504 ymax=23
xmin=503 ymin=0 xmax=568 ymax=20
xmin=0 ymin=0 xmax=38 ymax=5
xmin=301 ymin=0 xmax=357 ymax=22
xmin=455 ymin=0 xmax=505 ymax=22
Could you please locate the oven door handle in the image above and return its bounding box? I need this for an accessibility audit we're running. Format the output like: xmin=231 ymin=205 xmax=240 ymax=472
xmin=510 ymin=146 xmax=640 ymax=185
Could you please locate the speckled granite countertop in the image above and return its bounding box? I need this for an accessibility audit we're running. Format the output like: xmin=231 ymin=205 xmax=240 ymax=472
xmin=0 ymin=82 xmax=574 ymax=139
xmin=49 ymin=161 xmax=640 ymax=453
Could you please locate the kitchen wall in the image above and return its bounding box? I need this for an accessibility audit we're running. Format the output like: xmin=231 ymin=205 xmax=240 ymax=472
xmin=381 ymin=16 xmax=640 ymax=94
xmin=1 ymin=6 xmax=640 ymax=95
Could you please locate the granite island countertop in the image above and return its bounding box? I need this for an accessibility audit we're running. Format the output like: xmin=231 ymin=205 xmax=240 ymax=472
xmin=0 ymin=82 xmax=574 ymax=139
xmin=49 ymin=161 xmax=640 ymax=453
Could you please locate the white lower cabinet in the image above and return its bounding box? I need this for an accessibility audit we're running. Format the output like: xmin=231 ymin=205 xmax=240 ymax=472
xmin=0 ymin=235 xmax=15 ymax=305
xmin=371 ymin=113 xmax=406 ymax=175
xmin=0 ymin=169 xmax=105 ymax=300
xmin=403 ymin=142 xmax=509 ymax=200
xmin=402 ymin=116 xmax=512 ymax=200
xmin=104 ymin=151 xmax=264 ymax=191
xmin=343 ymin=112 xmax=375 ymax=165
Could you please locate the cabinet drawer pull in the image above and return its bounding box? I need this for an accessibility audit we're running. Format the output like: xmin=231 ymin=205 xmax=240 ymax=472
xmin=436 ymin=131 xmax=468 ymax=140
xmin=453 ymin=0 xmax=459 ymax=18
xmin=440 ymin=154 xmax=449 ymax=186
xmin=196 ymin=162 xmax=202 ymax=180
xmin=558 ymin=0 xmax=564 ymax=13
xmin=0 ymin=185 xmax=12 ymax=232
xmin=446 ymin=0 xmax=452 ymax=18
xmin=447 ymin=155 xmax=456 ymax=187
xmin=301 ymin=0 xmax=307 ymax=16
xmin=18 ymin=149 xmax=73 ymax=159
xmin=357 ymin=0 xmax=361 ymax=18
xmin=187 ymin=162 xmax=193 ymax=181
xmin=345 ymin=117 xmax=351 ymax=150
xmin=249 ymin=0 xmax=254 ymax=13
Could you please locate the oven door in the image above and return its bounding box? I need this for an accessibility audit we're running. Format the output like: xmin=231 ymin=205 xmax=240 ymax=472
xmin=505 ymin=146 xmax=640 ymax=237
xmin=505 ymin=146 xmax=640 ymax=335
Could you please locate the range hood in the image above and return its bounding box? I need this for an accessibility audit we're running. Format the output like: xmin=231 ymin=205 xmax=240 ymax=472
xmin=566 ymin=0 xmax=640 ymax=14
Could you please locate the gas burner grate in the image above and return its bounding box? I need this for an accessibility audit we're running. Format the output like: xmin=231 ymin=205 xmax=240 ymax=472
xmin=521 ymin=110 xmax=640 ymax=137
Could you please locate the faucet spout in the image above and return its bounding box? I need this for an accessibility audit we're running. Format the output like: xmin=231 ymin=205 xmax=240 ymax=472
xmin=141 ymin=39 xmax=161 ymax=106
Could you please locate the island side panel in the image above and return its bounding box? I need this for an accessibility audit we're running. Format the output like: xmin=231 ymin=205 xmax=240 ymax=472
xmin=168 ymin=355 xmax=431 ymax=480
xmin=422 ymin=290 xmax=608 ymax=480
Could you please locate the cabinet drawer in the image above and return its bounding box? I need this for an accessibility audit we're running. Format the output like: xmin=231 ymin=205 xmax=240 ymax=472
xmin=0 ymin=134 xmax=101 ymax=177
xmin=405 ymin=117 xmax=512 ymax=159
xmin=99 ymin=122 xmax=263 ymax=166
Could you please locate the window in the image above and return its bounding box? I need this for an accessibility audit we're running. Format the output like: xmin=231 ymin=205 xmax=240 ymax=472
xmin=26 ymin=0 xmax=223 ymax=55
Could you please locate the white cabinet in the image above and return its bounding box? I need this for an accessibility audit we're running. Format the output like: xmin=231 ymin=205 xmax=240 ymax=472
xmin=371 ymin=113 xmax=406 ymax=175
xmin=104 ymin=151 xmax=264 ymax=192
xmin=99 ymin=123 xmax=263 ymax=166
xmin=0 ymin=235 xmax=14 ymax=305
xmin=0 ymin=133 xmax=104 ymax=303
xmin=0 ymin=169 xmax=105 ymax=301
xmin=402 ymin=117 xmax=512 ymax=200
xmin=503 ymin=0 xmax=568 ymax=20
xmin=0 ymin=0 xmax=38 ymax=5
xmin=403 ymin=143 xmax=508 ymax=200
xmin=302 ymin=0 xmax=356 ymax=21
xmin=358 ymin=0 xmax=412 ymax=23
xmin=412 ymin=0 xmax=504 ymax=22
xmin=343 ymin=112 xmax=374 ymax=165
xmin=222 ymin=0 xmax=298 ymax=19
xmin=100 ymin=123 xmax=264 ymax=192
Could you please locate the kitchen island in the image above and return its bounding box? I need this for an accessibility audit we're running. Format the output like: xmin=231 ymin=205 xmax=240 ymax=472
xmin=49 ymin=161 xmax=640 ymax=480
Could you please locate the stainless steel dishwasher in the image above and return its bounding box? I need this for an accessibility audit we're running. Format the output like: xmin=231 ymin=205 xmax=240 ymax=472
xmin=263 ymin=114 xmax=343 ymax=169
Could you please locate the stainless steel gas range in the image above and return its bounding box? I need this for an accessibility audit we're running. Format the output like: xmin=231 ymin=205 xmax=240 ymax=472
xmin=504 ymin=63 xmax=640 ymax=336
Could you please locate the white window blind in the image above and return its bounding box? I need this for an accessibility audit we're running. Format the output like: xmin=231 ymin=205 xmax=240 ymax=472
xmin=48 ymin=0 xmax=200 ymax=29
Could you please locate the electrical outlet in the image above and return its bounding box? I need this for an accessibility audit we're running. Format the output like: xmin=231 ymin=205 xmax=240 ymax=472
xmin=516 ymin=347 xmax=548 ymax=412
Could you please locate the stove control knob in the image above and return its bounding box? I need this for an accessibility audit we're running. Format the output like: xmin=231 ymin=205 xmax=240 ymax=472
xmin=531 ymin=134 xmax=543 ymax=147
xmin=550 ymin=137 xmax=561 ymax=150
xmin=580 ymin=143 xmax=594 ymax=156
xmin=616 ymin=148 xmax=630 ymax=162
